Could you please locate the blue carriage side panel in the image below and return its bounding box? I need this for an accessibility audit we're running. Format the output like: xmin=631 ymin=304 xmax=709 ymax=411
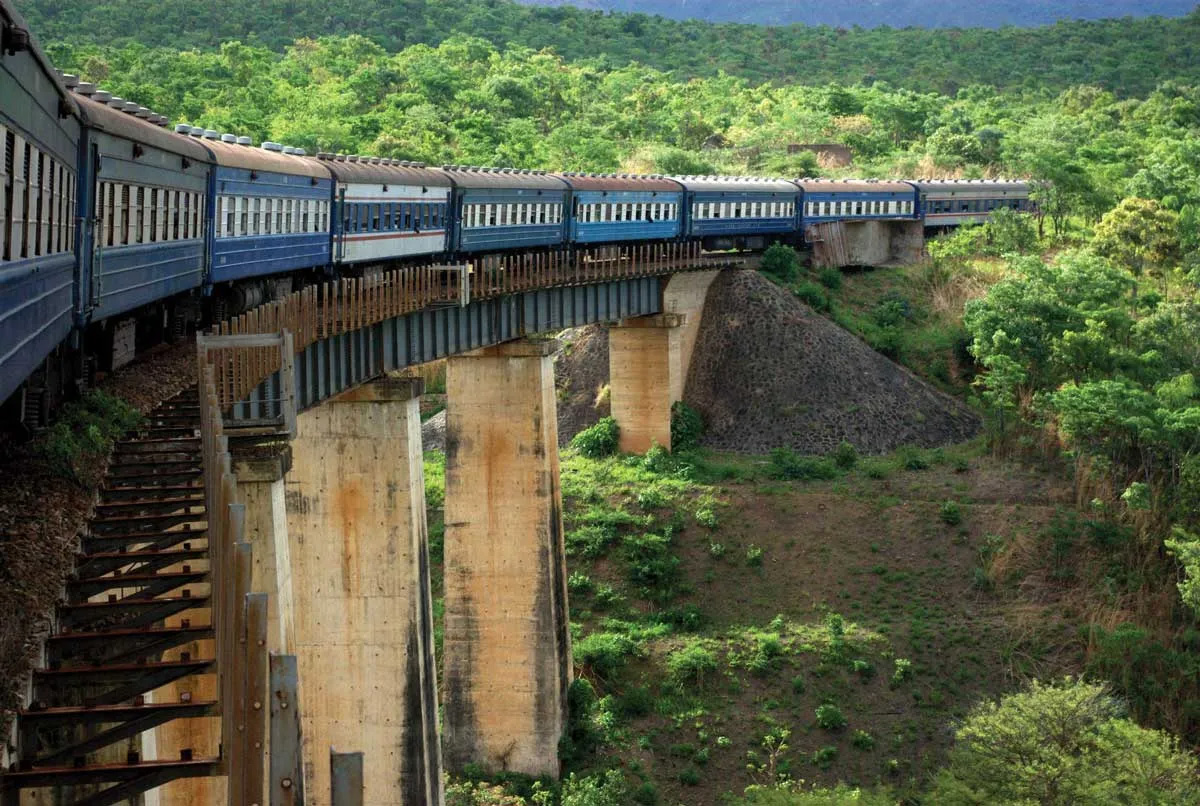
xmin=438 ymin=167 xmax=568 ymax=254
xmin=75 ymin=96 xmax=212 ymax=322
xmin=672 ymin=178 xmax=801 ymax=240
xmin=0 ymin=0 xmax=82 ymax=404
xmin=210 ymin=166 xmax=332 ymax=283
xmin=795 ymin=180 xmax=919 ymax=225
xmin=556 ymin=174 xmax=684 ymax=245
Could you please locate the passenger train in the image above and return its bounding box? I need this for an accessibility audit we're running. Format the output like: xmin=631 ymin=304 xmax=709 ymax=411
xmin=0 ymin=0 xmax=1033 ymax=426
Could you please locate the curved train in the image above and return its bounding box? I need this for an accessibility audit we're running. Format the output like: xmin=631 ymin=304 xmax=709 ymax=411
xmin=0 ymin=0 xmax=1033 ymax=425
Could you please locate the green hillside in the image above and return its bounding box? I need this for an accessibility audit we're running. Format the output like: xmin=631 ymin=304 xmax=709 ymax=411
xmin=18 ymin=0 xmax=1200 ymax=94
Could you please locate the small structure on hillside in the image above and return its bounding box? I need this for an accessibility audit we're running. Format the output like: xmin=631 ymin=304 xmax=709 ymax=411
xmin=789 ymin=143 xmax=853 ymax=167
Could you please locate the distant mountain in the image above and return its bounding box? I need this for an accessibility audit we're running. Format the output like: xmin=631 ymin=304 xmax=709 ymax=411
xmin=517 ymin=0 xmax=1199 ymax=28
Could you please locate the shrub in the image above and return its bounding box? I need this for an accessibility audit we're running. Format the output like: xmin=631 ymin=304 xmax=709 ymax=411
xmin=931 ymin=679 xmax=1200 ymax=804
xmin=695 ymin=505 xmax=719 ymax=529
xmin=561 ymin=771 xmax=629 ymax=806
xmin=867 ymin=325 xmax=904 ymax=359
xmin=636 ymin=487 xmax=668 ymax=510
xmin=670 ymin=401 xmax=705 ymax=452
xmin=851 ymin=730 xmax=875 ymax=750
xmin=574 ymin=632 xmax=639 ymax=679
xmin=939 ymin=501 xmax=963 ymax=526
xmin=666 ymin=639 xmax=720 ymax=691
xmin=815 ymin=703 xmax=847 ymax=731
xmin=891 ymin=658 xmax=913 ymax=687
xmin=851 ymin=659 xmax=874 ymax=679
xmin=567 ymin=571 xmax=594 ymax=595
xmin=768 ymin=448 xmax=839 ymax=481
xmin=571 ymin=417 xmax=620 ymax=458
xmin=746 ymin=545 xmax=764 ymax=567
xmin=631 ymin=781 xmax=659 ymax=805
xmin=861 ymin=459 xmax=891 ymax=479
xmin=818 ymin=266 xmax=843 ymax=290
xmin=622 ymin=532 xmax=681 ymax=600
xmin=832 ymin=440 xmax=859 ymax=469
xmin=897 ymin=445 xmax=931 ymax=470
xmin=39 ymin=391 xmax=143 ymax=483
xmin=678 ymin=767 xmax=701 ymax=786
xmin=761 ymin=243 xmax=800 ymax=283
xmin=811 ymin=745 xmax=838 ymax=768
xmin=794 ymin=281 xmax=830 ymax=311
xmin=709 ymin=541 xmax=727 ymax=559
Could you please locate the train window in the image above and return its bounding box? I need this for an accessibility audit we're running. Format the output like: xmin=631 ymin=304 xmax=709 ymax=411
xmin=0 ymin=127 xmax=8 ymax=262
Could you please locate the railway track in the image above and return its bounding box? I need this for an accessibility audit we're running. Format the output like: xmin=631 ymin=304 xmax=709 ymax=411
xmin=1 ymin=388 xmax=221 ymax=806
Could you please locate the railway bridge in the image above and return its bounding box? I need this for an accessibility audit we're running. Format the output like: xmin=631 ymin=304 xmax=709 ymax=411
xmin=3 ymin=246 xmax=738 ymax=806
xmin=199 ymin=247 xmax=733 ymax=805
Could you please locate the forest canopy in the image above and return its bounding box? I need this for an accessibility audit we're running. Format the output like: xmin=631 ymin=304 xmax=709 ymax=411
xmin=20 ymin=0 xmax=1200 ymax=95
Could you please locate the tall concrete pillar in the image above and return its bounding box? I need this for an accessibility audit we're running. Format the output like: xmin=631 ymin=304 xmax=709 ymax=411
xmin=608 ymin=313 xmax=686 ymax=453
xmin=285 ymin=378 xmax=442 ymax=806
xmin=443 ymin=340 xmax=572 ymax=778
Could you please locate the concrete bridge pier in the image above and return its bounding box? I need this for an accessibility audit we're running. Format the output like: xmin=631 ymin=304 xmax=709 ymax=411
xmin=284 ymin=378 xmax=443 ymax=806
xmin=608 ymin=313 xmax=687 ymax=454
xmin=608 ymin=269 xmax=724 ymax=454
xmin=442 ymin=340 xmax=572 ymax=778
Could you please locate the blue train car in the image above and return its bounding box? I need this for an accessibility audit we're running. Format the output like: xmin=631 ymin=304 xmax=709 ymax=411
xmin=556 ymin=173 xmax=682 ymax=244
xmin=797 ymin=179 xmax=918 ymax=223
xmin=440 ymin=166 xmax=568 ymax=254
xmin=672 ymin=176 xmax=799 ymax=250
xmin=203 ymin=134 xmax=333 ymax=285
xmin=0 ymin=0 xmax=81 ymax=408
xmin=321 ymin=155 xmax=452 ymax=266
xmin=75 ymin=92 xmax=212 ymax=327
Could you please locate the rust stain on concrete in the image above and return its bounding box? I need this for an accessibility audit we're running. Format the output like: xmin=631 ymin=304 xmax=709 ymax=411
xmin=333 ymin=480 xmax=366 ymax=593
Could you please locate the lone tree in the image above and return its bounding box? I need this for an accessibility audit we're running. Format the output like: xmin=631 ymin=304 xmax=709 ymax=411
xmin=1092 ymin=198 xmax=1182 ymax=295
xmin=930 ymin=678 xmax=1199 ymax=805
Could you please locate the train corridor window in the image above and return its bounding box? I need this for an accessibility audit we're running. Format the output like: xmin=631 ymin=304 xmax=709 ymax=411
xmin=274 ymin=200 xmax=283 ymax=233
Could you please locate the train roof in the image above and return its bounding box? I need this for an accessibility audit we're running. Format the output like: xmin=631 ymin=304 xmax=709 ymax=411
xmin=908 ymin=179 xmax=1030 ymax=192
xmin=197 ymin=137 xmax=330 ymax=179
xmin=552 ymin=173 xmax=682 ymax=192
xmin=1 ymin=0 xmax=79 ymax=118
xmin=795 ymin=179 xmax=914 ymax=194
xmin=436 ymin=166 xmax=568 ymax=191
xmin=669 ymin=176 xmax=799 ymax=194
xmin=315 ymin=154 xmax=452 ymax=187
xmin=74 ymin=95 xmax=212 ymax=162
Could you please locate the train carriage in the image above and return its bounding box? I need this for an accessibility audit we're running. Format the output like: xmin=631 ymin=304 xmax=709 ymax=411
xmin=74 ymin=91 xmax=212 ymax=331
xmin=321 ymin=155 xmax=452 ymax=266
xmin=202 ymin=133 xmax=333 ymax=285
xmin=797 ymin=179 xmax=919 ymax=224
xmin=909 ymin=179 xmax=1032 ymax=228
xmin=0 ymin=0 xmax=81 ymax=408
xmin=556 ymin=172 xmax=683 ymax=244
xmin=441 ymin=166 xmax=568 ymax=254
xmin=672 ymin=176 xmax=799 ymax=251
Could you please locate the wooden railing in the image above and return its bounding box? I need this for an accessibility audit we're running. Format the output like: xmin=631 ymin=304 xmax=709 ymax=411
xmin=206 ymin=242 xmax=706 ymax=412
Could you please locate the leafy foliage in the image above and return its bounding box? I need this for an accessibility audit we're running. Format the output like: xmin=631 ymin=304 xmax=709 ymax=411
xmin=571 ymin=417 xmax=620 ymax=459
xmin=38 ymin=391 xmax=143 ymax=484
xmin=930 ymin=679 xmax=1200 ymax=804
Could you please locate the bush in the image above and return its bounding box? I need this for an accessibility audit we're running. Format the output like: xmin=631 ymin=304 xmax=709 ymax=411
xmin=38 ymin=391 xmax=143 ymax=483
xmin=939 ymin=501 xmax=963 ymax=526
xmin=851 ymin=730 xmax=875 ymax=750
xmin=561 ymin=771 xmax=629 ymax=806
xmin=817 ymin=266 xmax=843 ymax=289
xmin=678 ymin=767 xmax=701 ymax=786
xmin=867 ymin=325 xmax=904 ymax=359
xmin=794 ymin=281 xmax=830 ymax=311
xmin=931 ymin=679 xmax=1200 ymax=804
xmin=666 ymin=639 xmax=720 ymax=690
xmin=670 ymin=401 xmax=705 ymax=452
xmin=832 ymin=441 xmax=858 ymax=469
xmin=574 ymin=632 xmax=640 ymax=678
xmin=811 ymin=745 xmax=838 ymax=768
xmin=815 ymin=703 xmax=847 ymax=731
xmin=891 ymin=658 xmax=913 ymax=687
xmin=636 ymin=487 xmax=668 ymax=510
xmin=746 ymin=545 xmax=764 ymax=567
xmin=761 ymin=243 xmax=800 ymax=283
xmin=571 ymin=417 xmax=620 ymax=458
xmin=769 ymin=448 xmax=839 ymax=481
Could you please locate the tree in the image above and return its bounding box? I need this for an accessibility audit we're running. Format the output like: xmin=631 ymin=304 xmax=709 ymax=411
xmin=1092 ymin=199 xmax=1183 ymax=295
xmin=930 ymin=679 xmax=1200 ymax=805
